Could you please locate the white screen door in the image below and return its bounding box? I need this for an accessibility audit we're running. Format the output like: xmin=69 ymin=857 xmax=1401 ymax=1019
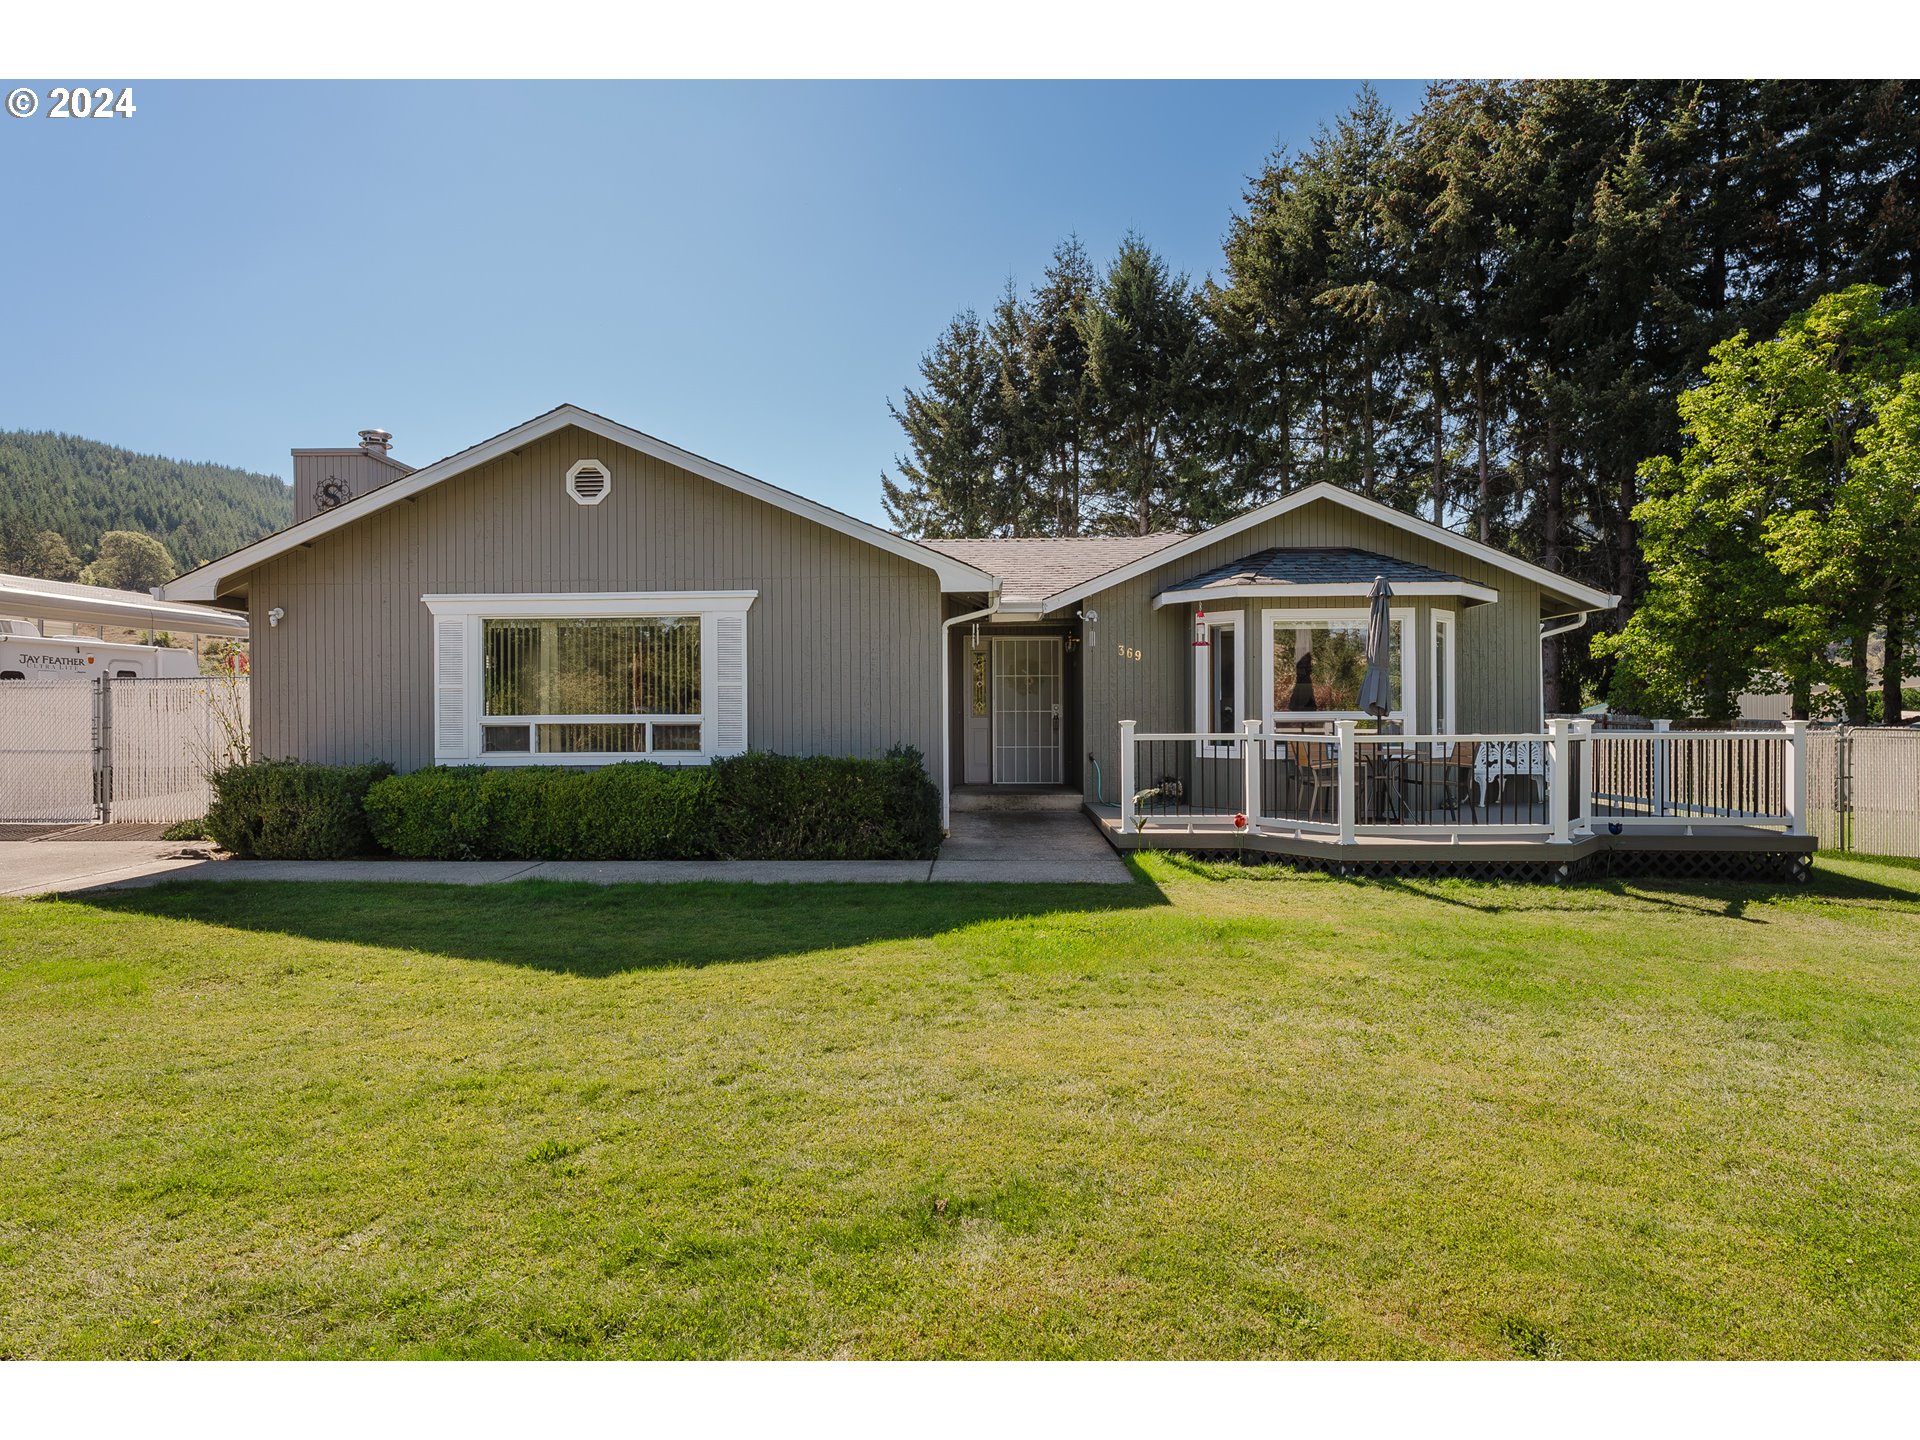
xmin=991 ymin=636 xmax=1062 ymax=784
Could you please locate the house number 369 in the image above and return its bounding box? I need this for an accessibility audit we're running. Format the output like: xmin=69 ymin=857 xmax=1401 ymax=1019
xmin=1118 ymin=644 xmax=1144 ymax=661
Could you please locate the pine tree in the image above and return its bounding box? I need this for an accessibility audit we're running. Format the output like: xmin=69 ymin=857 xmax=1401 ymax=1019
xmin=1078 ymin=236 xmax=1211 ymax=535
xmin=881 ymin=311 xmax=1008 ymax=538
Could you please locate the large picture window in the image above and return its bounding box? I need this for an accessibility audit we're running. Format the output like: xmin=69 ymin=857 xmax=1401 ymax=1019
xmin=1263 ymin=609 xmax=1412 ymax=725
xmin=480 ymin=617 xmax=702 ymax=756
xmin=423 ymin=592 xmax=754 ymax=765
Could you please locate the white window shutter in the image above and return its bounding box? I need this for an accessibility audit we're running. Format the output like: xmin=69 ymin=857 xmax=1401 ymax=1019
xmin=713 ymin=613 xmax=747 ymax=755
xmin=434 ymin=615 xmax=471 ymax=761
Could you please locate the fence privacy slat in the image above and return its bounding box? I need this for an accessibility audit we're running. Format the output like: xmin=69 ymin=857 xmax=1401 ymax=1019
xmin=0 ymin=676 xmax=249 ymax=827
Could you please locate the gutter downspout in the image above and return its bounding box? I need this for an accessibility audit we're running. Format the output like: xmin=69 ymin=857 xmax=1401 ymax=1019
xmin=940 ymin=593 xmax=1001 ymax=833
xmin=1538 ymin=610 xmax=1593 ymax=724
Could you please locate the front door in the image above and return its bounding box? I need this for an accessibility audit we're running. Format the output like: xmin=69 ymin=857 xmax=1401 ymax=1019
xmin=991 ymin=636 xmax=1062 ymax=784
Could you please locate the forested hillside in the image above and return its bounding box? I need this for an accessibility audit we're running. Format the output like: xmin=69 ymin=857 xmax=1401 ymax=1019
xmin=882 ymin=79 xmax=1920 ymax=710
xmin=0 ymin=430 xmax=291 ymax=579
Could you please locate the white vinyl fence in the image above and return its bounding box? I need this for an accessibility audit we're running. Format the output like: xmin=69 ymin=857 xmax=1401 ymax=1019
xmin=0 ymin=675 xmax=248 ymax=826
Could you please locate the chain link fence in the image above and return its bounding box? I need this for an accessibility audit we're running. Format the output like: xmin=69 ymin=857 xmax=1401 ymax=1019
xmin=1806 ymin=727 xmax=1920 ymax=858
xmin=0 ymin=675 xmax=248 ymax=827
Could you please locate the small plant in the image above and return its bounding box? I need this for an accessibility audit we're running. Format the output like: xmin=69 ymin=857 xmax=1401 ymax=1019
xmin=159 ymin=817 xmax=207 ymax=841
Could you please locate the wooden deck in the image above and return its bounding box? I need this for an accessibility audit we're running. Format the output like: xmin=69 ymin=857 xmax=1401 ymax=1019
xmin=1085 ymin=803 xmax=1817 ymax=881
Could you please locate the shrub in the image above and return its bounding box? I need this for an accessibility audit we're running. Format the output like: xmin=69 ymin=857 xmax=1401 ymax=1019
xmin=361 ymin=749 xmax=939 ymax=862
xmin=205 ymin=759 xmax=393 ymax=859
xmin=364 ymin=762 xmax=716 ymax=861
xmin=707 ymin=745 xmax=941 ymax=860
xmin=159 ymin=816 xmax=207 ymax=841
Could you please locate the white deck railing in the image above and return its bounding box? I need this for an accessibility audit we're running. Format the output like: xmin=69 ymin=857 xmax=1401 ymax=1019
xmin=1117 ymin=717 xmax=1809 ymax=843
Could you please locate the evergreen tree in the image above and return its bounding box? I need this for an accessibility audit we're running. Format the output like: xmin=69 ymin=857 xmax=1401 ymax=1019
xmin=0 ymin=431 xmax=290 ymax=569
xmin=881 ymin=311 xmax=1009 ymax=538
xmin=1015 ymin=237 xmax=1099 ymax=534
xmin=1078 ymin=236 xmax=1212 ymax=534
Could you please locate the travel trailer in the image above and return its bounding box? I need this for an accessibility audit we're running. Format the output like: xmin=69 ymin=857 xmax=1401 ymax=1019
xmin=0 ymin=619 xmax=200 ymax=682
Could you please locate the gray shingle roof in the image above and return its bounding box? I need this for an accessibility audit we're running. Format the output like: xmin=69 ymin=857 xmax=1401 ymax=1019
xmin=1168 ymin=547 xmax=1478 ymax=593
xmin=919 ymin=533 xmax=1187 ymax=603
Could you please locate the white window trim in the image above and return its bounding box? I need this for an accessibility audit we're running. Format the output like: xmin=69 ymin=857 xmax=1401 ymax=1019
xmin=1431 ymin=609 xmax=1457 ymax=740
xmin=1259 ymin=605 xmax=1417 ymax=742
xmin=1190 ymin=608 xmax=1244 ymax=757
xmin=423 ymin=591 xmax=755 ymax=766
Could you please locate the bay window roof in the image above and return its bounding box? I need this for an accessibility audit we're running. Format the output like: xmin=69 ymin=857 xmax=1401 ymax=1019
xmin=1154 ymin=547 xmax=1499 ymax=608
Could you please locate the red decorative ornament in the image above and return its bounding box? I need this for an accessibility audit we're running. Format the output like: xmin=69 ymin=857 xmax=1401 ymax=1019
xmin=1233 ymin=812 xmax=1248 ymax=829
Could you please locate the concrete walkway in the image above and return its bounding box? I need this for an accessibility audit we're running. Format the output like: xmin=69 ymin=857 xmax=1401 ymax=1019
xmin=0 ymin=804 xmax=1131 ymax=895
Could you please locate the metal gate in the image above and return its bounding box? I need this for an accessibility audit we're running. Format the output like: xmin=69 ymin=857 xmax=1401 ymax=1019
xmin=1812 ymin=725 xmax=1920 ymax=864
xmin=0 ymin=675 xmax=248 ymax=826
xmin=0 ymin=679 xmax=98 ymax=822
xmin=991 ymin=636 xmax=1062 ymax=785
xmin=1807 ymin=726 xmax=1920 ymax=858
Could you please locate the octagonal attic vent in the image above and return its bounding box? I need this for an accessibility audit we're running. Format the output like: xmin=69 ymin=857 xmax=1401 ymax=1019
xmin=566 ymin=459 xmax=610 ymax=506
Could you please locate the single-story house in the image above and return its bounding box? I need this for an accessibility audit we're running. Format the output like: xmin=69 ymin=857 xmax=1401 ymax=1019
xmin=163 ymin=404 xmax=1813 ymax=874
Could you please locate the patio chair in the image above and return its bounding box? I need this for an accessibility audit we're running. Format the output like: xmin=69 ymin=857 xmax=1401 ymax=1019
xmin=1285 ymin=739 xmax=1340 ymax=822
xmin=1402 ymin=741 xmax=1478 ymax=823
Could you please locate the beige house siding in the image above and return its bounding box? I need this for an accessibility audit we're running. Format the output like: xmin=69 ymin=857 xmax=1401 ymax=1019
xmin=291 ymin=449 xmax=412 ymax=524
xmin=242 ymin=426 xmax=944 ymax=772
xmin=1077 ymin=497 xmax=1555 ymax=802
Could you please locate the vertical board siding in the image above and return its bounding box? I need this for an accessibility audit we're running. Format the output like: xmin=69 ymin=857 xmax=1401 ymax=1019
xmin=246 ymin=428 xmax=943 ymax=773
xmin=1077 ymin=498 xmax=1557 ymax=802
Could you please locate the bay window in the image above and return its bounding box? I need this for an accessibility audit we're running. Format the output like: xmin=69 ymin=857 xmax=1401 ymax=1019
xmin=1262 ymin=608 xmax=1414 ymax=727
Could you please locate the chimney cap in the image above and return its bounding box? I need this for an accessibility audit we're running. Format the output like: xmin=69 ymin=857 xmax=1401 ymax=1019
xmin=358 ymin=428 xmax=393 ymax=455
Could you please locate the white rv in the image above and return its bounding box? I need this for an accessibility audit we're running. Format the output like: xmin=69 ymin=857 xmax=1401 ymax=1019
xmin=0 ymin=619 xmax=200 ymax=682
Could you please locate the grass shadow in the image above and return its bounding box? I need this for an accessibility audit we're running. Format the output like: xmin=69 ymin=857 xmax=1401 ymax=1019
xmin=1147 ymin=848 xmax=1920 ymax=916
xmin=56 ymin=874 xmax=1170 ymax=977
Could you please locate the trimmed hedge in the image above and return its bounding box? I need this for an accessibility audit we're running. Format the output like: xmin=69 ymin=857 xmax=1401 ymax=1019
xmin=205 ymin=759 xmax=393 ymax=860
xmin=362 ymin=761 xmax=714 ymax=861
xmin=361 ymin=747 xmax=941 ymax=862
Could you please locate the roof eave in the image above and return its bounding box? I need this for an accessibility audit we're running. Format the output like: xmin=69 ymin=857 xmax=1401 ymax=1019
xmin=1038 ymin=483 xmax=1620 ymax=615
xmin=1152 ymin=580 xmax=1501 ymax=608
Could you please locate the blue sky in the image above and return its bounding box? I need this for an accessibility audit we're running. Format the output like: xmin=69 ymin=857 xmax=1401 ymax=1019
xmin=1 ymin=81 xmax=1428 ymax=524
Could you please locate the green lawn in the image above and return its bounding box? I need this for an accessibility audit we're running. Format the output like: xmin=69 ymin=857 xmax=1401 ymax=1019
xmin=2 ymin=854 xmax=1917 ymax=1359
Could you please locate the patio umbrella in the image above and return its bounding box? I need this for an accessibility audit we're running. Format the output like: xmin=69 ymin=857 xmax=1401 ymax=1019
xmin=1355 ymin=575 xmax=1395 ymax=721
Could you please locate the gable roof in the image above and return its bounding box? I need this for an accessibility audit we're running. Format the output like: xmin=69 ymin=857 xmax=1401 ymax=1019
xmin=919 ymin=533 xmax=1185 ymax=605
xmin=1036 ymin=482 xmax=1617 ymax=615
xmin=161 ymin=404 xmax=1001 ymax=603
xmin=1154 ymin=547 xmax=1499 ymax=607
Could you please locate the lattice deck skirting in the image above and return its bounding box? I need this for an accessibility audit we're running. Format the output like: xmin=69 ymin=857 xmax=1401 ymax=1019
xmin=1193 ymin=846 xmax=1813 ymax=885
